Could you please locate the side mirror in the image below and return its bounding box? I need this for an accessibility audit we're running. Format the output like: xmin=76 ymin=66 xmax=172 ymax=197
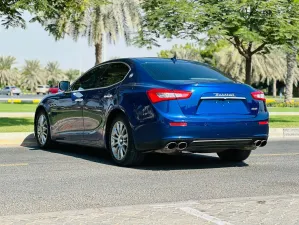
xmin=59 ymin=81 xmax=70 ymax=92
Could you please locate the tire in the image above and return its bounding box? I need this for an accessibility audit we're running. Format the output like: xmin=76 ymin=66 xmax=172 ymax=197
xmin=37 ymin=93 xmax=39 ymax=95
xmin=34 ymin=110 xmax=54 ymax=149
xmin=217 ymin=149 xmax=251 ymax=162
xmin=108 ymin=115 xmax=144 ymax=166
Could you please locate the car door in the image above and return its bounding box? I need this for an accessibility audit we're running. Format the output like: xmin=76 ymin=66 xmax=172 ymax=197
xmin=83 ymin=62 xmax=131 ymax=146
xmin=50 ymin=71 xmax=95 ymax=143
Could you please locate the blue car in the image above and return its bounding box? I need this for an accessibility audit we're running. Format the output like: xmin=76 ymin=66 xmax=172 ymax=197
xmin=34 ymin=58 xmax=269 ymax=166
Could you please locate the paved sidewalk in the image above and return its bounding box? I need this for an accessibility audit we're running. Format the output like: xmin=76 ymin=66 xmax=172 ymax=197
xmin=270 ymin=112 xmax=299 ymax=115
xmin=0 ymin=195 xmax=298 ymax=224
xmin=0 ymin=112 xmax=34 ymax=118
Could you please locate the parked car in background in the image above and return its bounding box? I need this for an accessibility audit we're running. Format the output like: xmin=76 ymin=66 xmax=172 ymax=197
xmin=34 ymin=58 xmax=269 ymax=166
xmin=0 ymin=86 xmax=22 ymax=95
xmin=36 ymin=85 xmax=50 ymax=95
xmin=48 ymin=85 xmax=59 ymax=94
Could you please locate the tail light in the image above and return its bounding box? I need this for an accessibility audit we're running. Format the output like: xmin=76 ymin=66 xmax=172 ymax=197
xmin=147 ymin=89 xmax=192 ymax=103
xmin=251 ymin=91 xmax=266 ymax=101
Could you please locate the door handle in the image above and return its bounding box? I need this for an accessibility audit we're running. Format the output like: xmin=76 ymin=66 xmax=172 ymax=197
xmin=75 ymin=98 xmax=83 ymax=102
xmin=73 ymin=92 xmax=83 ymax=98
xmin=104 ymin=94 xmax=113 ymax=98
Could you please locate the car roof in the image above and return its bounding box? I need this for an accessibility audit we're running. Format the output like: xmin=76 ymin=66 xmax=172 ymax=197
xmin=103 ymin=57 xmax=201 ymax=65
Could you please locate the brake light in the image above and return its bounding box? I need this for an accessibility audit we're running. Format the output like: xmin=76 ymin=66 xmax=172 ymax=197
xmin=147 ymin=89 xmax=192 ymax=103
xmin=251 ymin=91 xmax=266 ymax=101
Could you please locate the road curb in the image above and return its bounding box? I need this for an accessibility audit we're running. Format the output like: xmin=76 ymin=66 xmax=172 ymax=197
xmin=0 ymin=99 xmax=41 ymax=103
xmin=269 ymin=128 xmax=299 ymax=138
xmin=0 ymin=133 xmax=36 ymax=147
xmin=0 ymin=129 xmax=298 ymax=147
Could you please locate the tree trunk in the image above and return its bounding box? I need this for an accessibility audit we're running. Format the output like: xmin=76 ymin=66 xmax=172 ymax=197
xmin=95 ymin=34 xmax=103 ymax=65
xmin=285 ymin=51 xmax=297 ymax=103
xmin=245 ymin=56 xmax=252 ymax=85
xmin=272 ymin=79 xmax=277 ymax=97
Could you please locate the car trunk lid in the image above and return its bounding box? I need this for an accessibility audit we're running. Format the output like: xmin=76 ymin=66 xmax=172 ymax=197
xmin=161 ymin=81 xmax=259 ymax=118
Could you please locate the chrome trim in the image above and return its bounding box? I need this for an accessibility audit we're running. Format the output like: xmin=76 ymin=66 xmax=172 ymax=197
xmin=200 ymin=97 xmax=246 ymax=100
xmin=193 ymin=139 xmax=251 ymax=143
xmin=68 ymin=61 xmax=132 ymax=93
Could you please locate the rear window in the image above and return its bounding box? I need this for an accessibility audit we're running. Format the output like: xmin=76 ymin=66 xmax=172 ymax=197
xmin=38 ymin=86 xmax=43 ymax=88
xmin=142 ymin=62 xmax=231 ymax=82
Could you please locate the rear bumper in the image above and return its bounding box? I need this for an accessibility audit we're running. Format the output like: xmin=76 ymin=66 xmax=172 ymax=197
xmin=133 ymin=119 xmax=269 ymax=152
xmin=135 ymin=137 xmax=267 ymax=152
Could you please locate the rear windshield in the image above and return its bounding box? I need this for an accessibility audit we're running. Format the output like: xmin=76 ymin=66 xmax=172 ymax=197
xmin=38 ymin=86 xmax=43 ymax=88
xmin=142 ymin=62 xmax=232 ymax=82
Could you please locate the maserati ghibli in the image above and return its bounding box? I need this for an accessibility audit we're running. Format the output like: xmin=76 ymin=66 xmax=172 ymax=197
xmin=34 ymin=58 xmax=269 ymax=166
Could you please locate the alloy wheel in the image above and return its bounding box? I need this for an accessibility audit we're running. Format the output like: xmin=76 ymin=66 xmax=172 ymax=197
xmin=110 ymin=121 xmax=129 ymax=161
xmin=37 ymin=114 xmax=48 ymax=146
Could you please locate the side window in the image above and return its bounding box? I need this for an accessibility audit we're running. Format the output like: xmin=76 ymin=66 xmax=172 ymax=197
xmin=71 ymin=78 xmax=81 ymax=91
xmin=101 ymin=63 xmax=130 ymax=87
xmin=71 ymin=65 xmax=108 ymax=90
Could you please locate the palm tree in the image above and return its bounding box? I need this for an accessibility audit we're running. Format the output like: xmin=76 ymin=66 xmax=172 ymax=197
xmin=158 ymin=43 xmax=203 ymax=62
xmin=285 ymin=49 xmax=297 ymax=102
xmin=53 ymin=0 xmax=141 ymax=65
xmin=65 ymin=69 xmax=81 ymax=82
xmin=22 ymin=60 xmax=46 ymax=91
xmin=214 ymin=47 xmax=299 ymax=96
xmin=0 ymin=56 xmax=19 ymax=87
xmin=46 ymin=61 xmax=65 ymax=86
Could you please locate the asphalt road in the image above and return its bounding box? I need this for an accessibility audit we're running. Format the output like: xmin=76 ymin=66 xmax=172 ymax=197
xmin=0 ymin=139 xmax=299 ymax=217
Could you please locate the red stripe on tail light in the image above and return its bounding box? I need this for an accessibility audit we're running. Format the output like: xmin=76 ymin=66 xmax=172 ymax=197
xmin=259 ymin=121 xmax=269 ymax=125
xmin=147 ymin=89 xmax=192 ymax=103
xmin=169 ymin=122 xmax=188 ymax=127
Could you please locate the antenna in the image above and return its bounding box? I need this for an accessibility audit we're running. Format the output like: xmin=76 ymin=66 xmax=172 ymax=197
xmin=171 ymin=52 xmax=177 ymax=64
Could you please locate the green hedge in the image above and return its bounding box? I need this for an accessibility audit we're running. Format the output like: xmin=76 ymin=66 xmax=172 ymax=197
xmin=266 ymin=102 xmax=299 ymax=107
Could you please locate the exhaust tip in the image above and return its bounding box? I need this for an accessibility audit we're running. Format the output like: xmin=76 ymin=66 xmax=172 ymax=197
xmin=254 ymin=140 xmax=262 ymax=147
xmin=178 ymin=142 xmax=188 ymax=150
xmin=165 ymin=142 xmax=177 ymax=150
xmin=260 ymin=140 xmax=267 ymax=147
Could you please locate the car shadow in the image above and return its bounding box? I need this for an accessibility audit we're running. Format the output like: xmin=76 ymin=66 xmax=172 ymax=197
xmin=137 ymin=153 xmax=248 ymax=171
xmin=26 ymin=141 xmax=248 ymax=170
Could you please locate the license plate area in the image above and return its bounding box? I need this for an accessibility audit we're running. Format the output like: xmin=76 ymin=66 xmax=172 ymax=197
xmin=196 ymin=99 xmax=249 ymax=114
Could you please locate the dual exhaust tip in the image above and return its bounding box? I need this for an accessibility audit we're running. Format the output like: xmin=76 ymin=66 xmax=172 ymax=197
xmin=165 ymin=142 xmax=188 ymax=151
xmin=254 ymin=140 xmax=267 ymax=147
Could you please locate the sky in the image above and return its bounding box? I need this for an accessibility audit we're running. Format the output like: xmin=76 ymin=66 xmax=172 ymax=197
xmin=0 ymin=14 xmax=188 ymax=73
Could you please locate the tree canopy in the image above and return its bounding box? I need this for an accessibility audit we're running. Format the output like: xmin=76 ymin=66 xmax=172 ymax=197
xmin=137 ymin=0 xmax=299 ymax=85
xmin=158 ymin=43 xmax=203 ymax=62
xmin=0 ymin=0 xmax=92 ymax=35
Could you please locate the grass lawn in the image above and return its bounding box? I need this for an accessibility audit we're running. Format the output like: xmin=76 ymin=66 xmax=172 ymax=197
xmin=0 ymin=117 xmax=34 ymax=132
xmin=270 ymin=116 xmax=299 ymax=128
xmin=268 ymin=107 xmax=299 ymax=112
xmin=0 ymin=116 xmax=299 ymax=132
xmin=0 ymin=103 xmax=37 ymax=112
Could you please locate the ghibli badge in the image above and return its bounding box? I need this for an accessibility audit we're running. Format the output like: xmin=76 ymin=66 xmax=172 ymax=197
xmin=214 ymin=93 xmax=235 ymax=97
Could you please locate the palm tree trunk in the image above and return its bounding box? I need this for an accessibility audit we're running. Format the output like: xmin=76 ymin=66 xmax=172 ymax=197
xmin=95 ymin=34 xmax=103 ymax=65
xmin=285 ymin=51 xmax=297 ymax=103
xmin=245 ymin=56 xmax=252 ymax=85
xmin=272 ymin=79 xmax=277 ymax=97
